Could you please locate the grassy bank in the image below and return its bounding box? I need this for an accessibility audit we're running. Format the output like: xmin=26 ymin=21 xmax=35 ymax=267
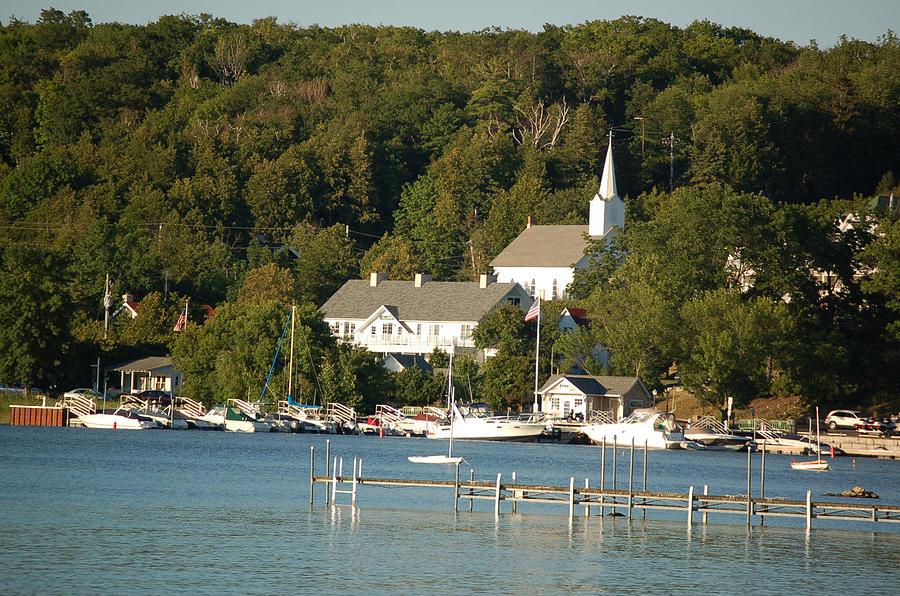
xmin=0 ymin=392 xmax=50 ymax=424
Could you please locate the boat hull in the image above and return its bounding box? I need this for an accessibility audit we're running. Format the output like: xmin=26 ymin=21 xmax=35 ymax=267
xmin=791 ymin=459 xmax=830 ymax=471
xmin=76 ymin=413 xmax=156 ymax=430
xmin=428 ymin=420 xmax=545 ymax=442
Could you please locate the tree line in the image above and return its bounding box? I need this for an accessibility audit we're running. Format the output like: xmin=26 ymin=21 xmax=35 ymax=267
xmin=1 ymin=9 xmax=898 ymax=414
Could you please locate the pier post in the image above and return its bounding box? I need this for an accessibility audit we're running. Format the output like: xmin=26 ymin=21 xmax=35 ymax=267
xmin=584 ymin=478 xmax=590 ymax=517
xmin=600 ymin=438 xmax=606 ymax=516
xmin=760 ymin=442 xmax=766 ymax=527
xmin=325 ymin=439 xmax=331 ymax=506
xmin=309 ymin=446 xmax=315 ymax=507
xmin=511 ymin=471 xmax=517 ymax=514
xmin=568 ymin=477 xmax=575 ymax=520
xmin=805 ymin=490 xmax=812 ymax=529
xmin=454 ymin=462 xmax=460 ymax=512
xmin=702 ymin=485 xmax=708 ymax=524
xmin=746 ymin=445 xmax=752 ymax=527
xmin=469 ymin=469 xmax=474 ymax=512
xmin=612 ymin=437 xmax=618 ymax=495
xmin=351 ymin=457 xmax=358 ymax=507
xmin=494 ymin=473 xmax=502 ymax=516
xmin=687 ymin=485 xmax=694 ymax=526
xmin=628 ymin=438 xmax=634 ymax=520
xmin=642 ymin=439 xmax=648 ymax=519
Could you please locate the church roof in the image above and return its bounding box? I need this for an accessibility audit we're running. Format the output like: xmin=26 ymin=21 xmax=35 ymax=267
xmin=319 ymin=279 xmax=529 ymax=322
xmin=489 ymin=225 xmax=589 ymax=268
xmin=598 ymin=131 xmax=618 ymax=201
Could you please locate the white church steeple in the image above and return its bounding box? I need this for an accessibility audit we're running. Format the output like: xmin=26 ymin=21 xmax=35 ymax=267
xmin=589 ymin=131 xmax=625 ymax=238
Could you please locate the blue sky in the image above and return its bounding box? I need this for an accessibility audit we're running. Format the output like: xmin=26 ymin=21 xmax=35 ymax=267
xmin=2 ymin=1 xmax=896 ymax=48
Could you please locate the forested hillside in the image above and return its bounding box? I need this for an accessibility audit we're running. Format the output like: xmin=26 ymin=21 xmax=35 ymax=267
xmin=2 ymin=9 xmax=899 ymax=413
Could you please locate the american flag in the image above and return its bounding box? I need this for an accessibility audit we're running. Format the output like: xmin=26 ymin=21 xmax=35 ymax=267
xmin=173 ymin=303 xmax=188 ymax=331
xmin=524 ymin=298 xmax=540 ymax=321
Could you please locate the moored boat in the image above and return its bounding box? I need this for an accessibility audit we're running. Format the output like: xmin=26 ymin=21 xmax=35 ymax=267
xmin=76 ymin=408 xmax=158 ymax=430
xmin=428 ymin=402 xmax=545 ymax=442
xmin=582 ymin=408 xmax=699 ymax=450
xmin=683 ymin=416 xmax=754 ymax=451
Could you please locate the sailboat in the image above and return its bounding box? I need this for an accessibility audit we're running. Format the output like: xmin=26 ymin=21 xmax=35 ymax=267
xmin=408 ymin=350 xmax=463 ymax=464
xmin=791 ymin=406 xmax=830 ymax=471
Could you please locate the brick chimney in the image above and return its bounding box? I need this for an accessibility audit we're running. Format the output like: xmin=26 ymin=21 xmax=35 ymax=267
xmin=479 ymin=273 xmax=497 ymax=288
xmin=122 ymin=292 xmax=134 ymax=303
xmin=369 ymin=272 xmax=386 ymax=286
xmin=526 ymin=215 xmax=533 ymax=229
xmin=414 ymin=273 xmax=432 ymax=288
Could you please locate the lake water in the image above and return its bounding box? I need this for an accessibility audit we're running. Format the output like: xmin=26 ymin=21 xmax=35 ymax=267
xmin=2 ymin=427 xmax=898 ymax=594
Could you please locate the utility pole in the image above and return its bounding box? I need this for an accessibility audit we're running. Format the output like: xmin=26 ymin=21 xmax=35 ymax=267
xmin=103 ymin=273 xmax=111 ymax=339
xmin=634 ymin=117 xmax=645 ymax=154
xmin=668 ymin=131 xmax=675 ymax=193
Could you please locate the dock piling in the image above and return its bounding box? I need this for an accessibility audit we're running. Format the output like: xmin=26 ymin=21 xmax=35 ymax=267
xmin=494 ymin=473 xmax=502 ymax=516
xmin=309 ymin=446 xmax=315 ymax=507
xmin=688 ymin=485 xmax=694 ymax=526
xmin=568 ymin=477 xmax=575 ymax=520
xmin=454 ymin=462 xmax=460 ymax=512
xmin=511 ymin=472 xmax=517 ymax=514
xmin=628 ymin=438 xmax=635 ymax=520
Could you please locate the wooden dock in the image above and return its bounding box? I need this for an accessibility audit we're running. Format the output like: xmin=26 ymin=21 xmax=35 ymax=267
xmin=308 ymin=446 xmax=900 ymax=530
xmin=9 ymin=405 xmax=70 ymax=426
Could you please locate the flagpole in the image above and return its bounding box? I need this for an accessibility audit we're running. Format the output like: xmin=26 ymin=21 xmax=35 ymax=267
xmin=533 ymin=296 xmax=541 ymax=412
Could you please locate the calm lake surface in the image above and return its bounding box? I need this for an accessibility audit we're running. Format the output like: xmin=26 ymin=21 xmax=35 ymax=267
xmin=2 ymin=426 xmax=898 ymax=595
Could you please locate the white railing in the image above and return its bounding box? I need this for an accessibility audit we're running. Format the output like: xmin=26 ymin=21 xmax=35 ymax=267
xmin=327 ymin=402 xmax=356 ymax=424
xmin=57 ymin=394 xmax=95 ymax=418
xmin=375 ymin=404 xmax=404 ymax=426
xmin=229 ymin=398 xmax=263 ymax=419
xmin=347 ymin=334 xmax=475 ymax=349
xmin=588 ymin=410 xmax=617 ymax=424
xmin=176 ymin=396 xmax=206 ymax=419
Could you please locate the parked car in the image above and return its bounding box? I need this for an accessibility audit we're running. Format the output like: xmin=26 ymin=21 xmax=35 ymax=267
xmin=824 ymin=409 xmax=866 ymax=430
xmin=63 ymin=388 xmax=107 ymax=401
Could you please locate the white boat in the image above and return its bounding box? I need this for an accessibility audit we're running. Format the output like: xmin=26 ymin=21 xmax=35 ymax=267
xmin=428 ymin=403 xmax=546 ymax=442
xmin=791 ymin=407 xmax=830 ymax=471
xmin=683 ymin=416 xmax=754 ymax=451
xmin=77 ymin=408 xmax=158 ymax=430
xmin=223 ymin=405 xmax=272 ymax=432
xmin=582 ymin=408 xmax=697 ymax=450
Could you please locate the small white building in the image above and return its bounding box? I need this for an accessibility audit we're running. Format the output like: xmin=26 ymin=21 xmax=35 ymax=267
xmin=109 ymin=356 xmax=183 ymax=395
xmin=490 ymin=132 xmax=624 ymax=300
xmin=319 ymin=272 xmax=533 ymax=359
xmin=537 ymin=374 xmax=652 ymax=420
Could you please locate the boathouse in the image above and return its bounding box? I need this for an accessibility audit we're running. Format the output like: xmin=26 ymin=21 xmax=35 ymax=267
xmin=109 ymin=356 xmax=183 ymax=396
xmin=537 ymin=374 xmax=652 ymax=420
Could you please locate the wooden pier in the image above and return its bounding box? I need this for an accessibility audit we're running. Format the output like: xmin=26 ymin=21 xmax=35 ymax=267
xmin=308 ymin=445 xmax=900 ymax=530
xmin=9 ymin=405 xmax=70 ymax=426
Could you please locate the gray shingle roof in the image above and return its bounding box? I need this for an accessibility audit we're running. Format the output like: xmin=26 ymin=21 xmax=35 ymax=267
xmin=110 ymin=356 xmax=175 ymax=372
xmin=319 ymin=279 xmax=529 ymax=322
xmin=489 ymin=225 xmax=590 ymax=268
xmin=538 ymin=374 xmax=642 ymax=396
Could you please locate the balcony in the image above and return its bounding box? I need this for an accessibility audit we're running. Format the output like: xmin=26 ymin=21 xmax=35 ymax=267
xmin=342 ymin=333 xmax=475 ymax=353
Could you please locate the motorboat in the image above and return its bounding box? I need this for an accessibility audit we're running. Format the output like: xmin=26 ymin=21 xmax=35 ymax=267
xmin=683 ymin=416 xmax=754 ymax=451
xmin=428 ymin=402 xmax=546 ymax=442
xmin=582 ymin=408 xmax=700 ymax=450
xmin=76 ymin=408 xmax=158 ymax=430
xmin=737 ymin=428 xmax=841 ymax=456
xmin=223 ymin=405 xmax=272 ymax=432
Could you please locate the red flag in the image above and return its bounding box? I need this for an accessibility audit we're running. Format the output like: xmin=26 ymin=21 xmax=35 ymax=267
xmin=173 ymin=303 xmax=188 ymax=331
xmin=524 ymin=298 xmax=540 ymax=322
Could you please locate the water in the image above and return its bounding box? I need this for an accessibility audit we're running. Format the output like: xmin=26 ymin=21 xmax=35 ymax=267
xmin=2 ymin=427 xmax=898 ymax=595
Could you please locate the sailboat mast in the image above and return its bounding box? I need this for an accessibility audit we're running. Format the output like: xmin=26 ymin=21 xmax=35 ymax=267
xmin=448 ymin=349 xmax=454 ymax=458
xmin=288 ymin=305 xmax=295 ymax=401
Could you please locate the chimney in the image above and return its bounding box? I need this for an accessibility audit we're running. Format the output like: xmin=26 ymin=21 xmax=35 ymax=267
xmin=369 ymin=272 xmax=386 ymax=286
xmin=479 ymin=273 xmax=497 ymax=289
xmin=526 ymin=215 xmax=533 ymax=229
xmin=414 ymin=273 xmax=432 ymax=288
xmin=122 ymin=292 xmax=134 ymax=303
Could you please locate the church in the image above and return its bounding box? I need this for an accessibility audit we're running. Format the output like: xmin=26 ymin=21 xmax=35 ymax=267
xmin=489 ymin=132 xmax=624 ymax=300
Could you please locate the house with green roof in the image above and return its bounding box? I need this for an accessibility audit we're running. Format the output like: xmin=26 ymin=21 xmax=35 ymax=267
xmin=319 ymin=272 xmax=533 ymax=359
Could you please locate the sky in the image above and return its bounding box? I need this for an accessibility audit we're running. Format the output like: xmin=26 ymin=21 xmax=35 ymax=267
xmin=1 ymin=0 xmax=896 ymax=48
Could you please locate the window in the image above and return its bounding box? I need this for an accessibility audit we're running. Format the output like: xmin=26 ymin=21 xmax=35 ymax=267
xmin=329 ymin=322 xmax=340 ymax=334
xmin=530 ymin=279 xmax=536 ymax=298
xmin=416 ymin=323 xmax=422 ymax=336
xmin=429 ymin=324 xmax=440 ymax=337
xmin=370 ymin=325 xmax=377 ymax=336
xmin=507 ymin=297 xmax=521 ymax=307
xmin=552 ymin=279 xmax=558 ymax=300
xmin=550 ymin=397 xmax=560 ymax=411
xmin=461 ymin=325 xmax=472 ymax=340
xmin=382 ymin=323 xmax=393 ymax=336
xmin=348 ymin=323 xmax=356 ymax=335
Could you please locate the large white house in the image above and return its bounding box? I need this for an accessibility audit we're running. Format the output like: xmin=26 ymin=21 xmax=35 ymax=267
xmin=319 ymin=272 xmax=533 ymax=359
xmin=490 ymin=132 xmax=624 ymax=300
